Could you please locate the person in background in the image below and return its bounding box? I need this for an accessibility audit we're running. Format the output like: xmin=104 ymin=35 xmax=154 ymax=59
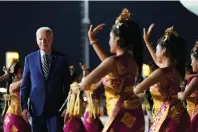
xmin=20 ymin=27 xmax=71 ymax=132
xmin=3 ymin=60 xmax=31 ymax=132
xmin=80 ymin=63 xmax=104 ymax=132
xmin=178 ymin=41 xmax=198 ymax=132
xmin=63 ymin=64 xmax=86 ymax=132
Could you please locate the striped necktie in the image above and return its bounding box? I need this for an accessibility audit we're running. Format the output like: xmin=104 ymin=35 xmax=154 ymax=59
xmin=42 ymin=54 xmax=49 ymax=79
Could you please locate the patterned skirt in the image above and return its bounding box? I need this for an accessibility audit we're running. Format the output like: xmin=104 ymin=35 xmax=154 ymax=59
xmin=63 ymin=116 xmax=86 ymax=132
xmin=3 ymin=113 xmax=31 ymax=132
xmin=107 ymin=106 xmax=145 ymax=132
xmin=83 ymin=111 xmax=103 ymax=132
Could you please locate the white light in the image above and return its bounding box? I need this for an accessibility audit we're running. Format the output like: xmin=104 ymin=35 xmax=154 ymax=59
xmin=180 ymin=0 xmax=198 ymax=16
xmin=83 ymin=96 xmax=87 ymax=101
xmin=5 ymin=51 xmax=19 ymax=69
xmin=0 ymin=87 xmax=7 ymax=93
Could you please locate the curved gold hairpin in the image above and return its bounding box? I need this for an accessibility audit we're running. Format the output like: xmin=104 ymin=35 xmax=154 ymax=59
xmin=69 ymin=66 xmax=75 ymax=70
xmin=163 ymin=26 xmax=178 ymax=42
xmin=115 ymin=8 xmax=132 ymax=29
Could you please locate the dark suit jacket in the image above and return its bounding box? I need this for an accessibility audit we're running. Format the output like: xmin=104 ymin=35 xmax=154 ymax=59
xmin=20 ymin=50 xmax=71 ymax=116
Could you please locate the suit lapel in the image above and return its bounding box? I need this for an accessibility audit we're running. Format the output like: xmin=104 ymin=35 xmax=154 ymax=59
xmin=47 ymin=52 xmax=58 ymax=80
xmin=36 ymin=50 xmax=45 ymax=79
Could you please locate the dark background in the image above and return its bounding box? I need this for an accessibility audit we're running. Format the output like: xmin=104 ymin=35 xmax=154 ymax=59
xmin=0 ymin=1 xmax=197 ymax=76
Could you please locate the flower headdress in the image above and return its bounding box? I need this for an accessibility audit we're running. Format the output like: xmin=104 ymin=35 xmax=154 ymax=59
xmin=115 ymin=8 xmax=132 ymax=29
xmin=9 ymin=59 xmax=19 ymax=74
xmin=162 ymin=26 xmax=178 ymax=42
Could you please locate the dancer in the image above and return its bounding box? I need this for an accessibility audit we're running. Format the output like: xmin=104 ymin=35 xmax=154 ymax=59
xmin=80 ymin=64 xmax=104 ymax=132
xmin=178 ymin=41 xmax=198 ymax=132
xmin=134 ymin=24 xmax=190 ymax=131
xmin=62 ymin=65 xmax=86 ymax=132
xmin=80 ymin=8 xmax=145 ymax=132
xmin=3 ymin=60 xmax=31 ymax=132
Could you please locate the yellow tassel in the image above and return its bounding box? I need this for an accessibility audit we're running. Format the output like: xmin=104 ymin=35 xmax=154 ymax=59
xmin=86 ymin=84 xmax=100 ymax=120
xmin=63 ymin=82 xmax=83 ymax=118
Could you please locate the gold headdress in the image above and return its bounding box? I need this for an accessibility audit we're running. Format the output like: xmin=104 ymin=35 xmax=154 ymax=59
xmin=195 ymin=41 xmax=198 ymax=48
xmin=69 ymin=66 xmax=76 ymax=71
xmin=9 ymin=59 xmax=19 ymax=74
xmin=115 ymin=8 xmax=132 ymax=29
xmin=163 ymin=26 xmax=178 ymax=42
xmin=192 ymin=41 xmax=198 ymax=55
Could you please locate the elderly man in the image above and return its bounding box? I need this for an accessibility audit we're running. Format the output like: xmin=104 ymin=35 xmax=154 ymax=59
xmin=20 ymin=27 xmax=71 ymax=132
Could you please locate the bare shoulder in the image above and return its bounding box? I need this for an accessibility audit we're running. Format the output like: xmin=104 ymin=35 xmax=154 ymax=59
xmin=154 ymin=68 xmax=164 ymax=73
xmin=104 ymin=56 xmax=116 ymax=62
xmin=150 ymin=68 xmax=164 ymax=77
xmin=101 ymin=56 xmax=116 ymax=66
xmin=191 ymin=76 xmax=198 ymax=85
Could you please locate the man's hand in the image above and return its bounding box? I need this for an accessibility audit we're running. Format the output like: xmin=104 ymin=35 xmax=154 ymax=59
xmin=21 ymin=109 xmax=29 ymax=123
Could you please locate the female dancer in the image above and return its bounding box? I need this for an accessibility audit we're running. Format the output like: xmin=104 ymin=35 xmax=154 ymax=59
xmin=3 ymin=60 xmax=31 ymax=132
xmin=63 ymin=65 xmax=86 ymax=132
xmin=178 ymin=41 xmax=198 ymax=132
xmin=80 ymin=64 xmax=104 ymax=132
xmin=80 ymin=8 xmax=145 ymax=132
xmin=134 ymin=24 xmax=190 ymax=131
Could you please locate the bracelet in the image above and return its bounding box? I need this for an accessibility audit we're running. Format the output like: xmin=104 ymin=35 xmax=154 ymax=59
xmin=146 ymin=44 xmax=150 ymax=47
xmin=146 ymin=43 xmax=152 ymax=47
xmin=90 ymin=40 xmax=98 ymax=45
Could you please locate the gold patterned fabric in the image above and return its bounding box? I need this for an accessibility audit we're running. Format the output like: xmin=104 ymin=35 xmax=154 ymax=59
xmin=186 ymin=92 xmax=198 ymax=119
xmin=150 ymin=84 xmax=164 ymax=116
xmin=10 ymin=125 xmax=18 ymax=132
xmin=4 ymin=114 xmax=10 ymax=126
xmin=101 ymin=55 xmax=144 ymax=132
xmin=6 ymin=95 xmax=21 ymax=116
xmin=102 ymin=68 xmax=140 ymax=116
xmin=150 ymin=67 xmax=189 ymax=132
xmin=102 ymin=56 xmax=141 ymax=116
xmin=186 ymin=75 xmax=198 ymax=120
xmin=121 ymin=112 xmax=136 ymax=128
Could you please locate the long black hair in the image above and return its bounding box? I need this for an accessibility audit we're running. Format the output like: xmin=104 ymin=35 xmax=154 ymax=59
xmin=111 ymin=11 xmax=143 ymax=83
xmin=157 ymin=29 xmax=186 ymax=79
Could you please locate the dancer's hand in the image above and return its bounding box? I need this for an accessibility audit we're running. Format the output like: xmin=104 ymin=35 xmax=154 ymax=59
xmin=2 ymin=66 xmax=10 ymax=78
xmin=63 ymin=112 xmax=69 ymax=123
xmin=21 ymin=109 xmax=29 ymax=123
xmin=61 ymin=109 xmax=66 ymax=117
xmin=178 ymin=92 xmax=185 ymax=100
xmin=79 ymin=62 xmax=89 ymax=77
xmin=79 ymin=63 xmax=88 ymax=71
xmin=88 ymin=23 xmax=106 ymax=44
xmin=143 ymin=23 xmax=155 ymax=44
xmin=61 ymin=109 xmax=68 ymax=123
xmin=78 ymin=82 xmax=90 ymax=91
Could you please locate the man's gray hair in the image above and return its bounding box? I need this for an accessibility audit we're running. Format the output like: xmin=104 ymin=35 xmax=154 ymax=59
xmin=36 ymin=27 xmax=53 ymax=38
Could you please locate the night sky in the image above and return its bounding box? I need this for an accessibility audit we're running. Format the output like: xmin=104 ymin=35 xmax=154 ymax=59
xmin=0 ymin=1 xmax=197 ymax=76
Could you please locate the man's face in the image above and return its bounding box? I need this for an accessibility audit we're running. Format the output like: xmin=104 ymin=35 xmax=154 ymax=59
xmin=36 ymin=30 xmax=53 ymax=53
